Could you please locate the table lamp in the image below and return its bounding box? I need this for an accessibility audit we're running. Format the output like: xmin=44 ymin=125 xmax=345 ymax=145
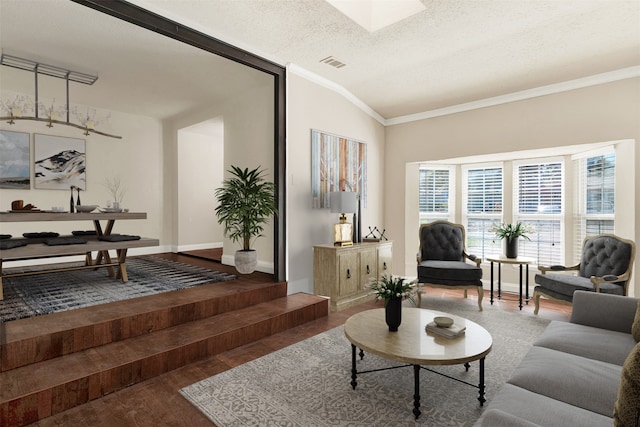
xmin=330 ymin=191 xmax=358 ymax=246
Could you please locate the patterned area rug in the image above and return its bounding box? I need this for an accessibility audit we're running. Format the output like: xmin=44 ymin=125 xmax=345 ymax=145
xmin=180 ymin=298 xmax=550 ymax=426
xmin=0 ymin=256 xmax=236 ymax=322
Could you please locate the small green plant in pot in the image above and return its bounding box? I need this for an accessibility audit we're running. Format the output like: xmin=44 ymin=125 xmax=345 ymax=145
xmin=490 ymin=222 xmax=535 ymax=258
xmin=214 ymin=166 xmax=277 ymax=274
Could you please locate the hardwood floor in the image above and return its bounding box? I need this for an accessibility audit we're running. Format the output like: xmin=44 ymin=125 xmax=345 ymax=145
xmin=31 ymin=253 xmax=571 ymax=427
xmin=180 ymin=248 xmax=223 ymax=263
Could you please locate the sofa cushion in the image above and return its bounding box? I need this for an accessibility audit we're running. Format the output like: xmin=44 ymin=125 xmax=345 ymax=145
xmin=613 ymin=342 xmax=640 ymax=426
xmin=417 ymin=260 xmax=482 ymax=285
xmin=570 ymin=291 xmax=638 ymax=334
xmin=472 ymin=384 xmax=614 ymax=427
xmin=535 ymin=321 xmax=636 ymax=366
xmin=479 ymin=409 xmax=542 ymax=427
xmin=633 ymin=300 xmax=640 ymax=342
xmin=508 ymin=346 xmax=621 ymax=417
xmin=534 ymin=273 xmax=624 ymax=296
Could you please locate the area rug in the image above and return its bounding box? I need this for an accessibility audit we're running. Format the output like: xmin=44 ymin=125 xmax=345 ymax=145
xmin=180 ymin=298 xmax=550 ymax=426
xmin=0 ymin=256 xmax=237 ymax=322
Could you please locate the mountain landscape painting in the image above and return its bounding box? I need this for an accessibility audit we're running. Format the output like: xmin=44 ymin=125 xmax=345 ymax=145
xmin=34 ymin=134 xmax=86 ymax=190
xmin=0 ymin=130 xmax=30 ymax=189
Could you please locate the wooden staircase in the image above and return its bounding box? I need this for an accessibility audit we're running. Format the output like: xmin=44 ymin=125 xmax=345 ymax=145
xmin=0 ymin=277 xmax=329 ymax=426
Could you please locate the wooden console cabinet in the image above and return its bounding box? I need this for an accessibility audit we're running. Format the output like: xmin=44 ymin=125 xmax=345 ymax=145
xmin=313 ymin=241 xmax=392 ymax=311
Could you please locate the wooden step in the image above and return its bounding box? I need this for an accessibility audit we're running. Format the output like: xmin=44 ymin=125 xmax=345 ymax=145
xmin=0 ymin=292 xmax=329 ymax=426
xmin=1 ymin=280 xmax=288 ymax=371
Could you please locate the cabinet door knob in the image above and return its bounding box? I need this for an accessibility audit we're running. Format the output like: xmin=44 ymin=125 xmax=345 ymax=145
xmin=383 ymin=262 xmax=387 ymax=270
xmin=346 ymin=269 xmax=351 ymax=279
xmin=366 ymin=265 xmax=370 ymax=274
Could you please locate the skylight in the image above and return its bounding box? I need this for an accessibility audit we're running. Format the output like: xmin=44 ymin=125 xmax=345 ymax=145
xmin=326 ymin=0 xmax=426 ymax=32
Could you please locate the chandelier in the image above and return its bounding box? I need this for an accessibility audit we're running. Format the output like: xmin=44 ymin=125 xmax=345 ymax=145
xmin=0 ymin=54 xmax=121 ymax=139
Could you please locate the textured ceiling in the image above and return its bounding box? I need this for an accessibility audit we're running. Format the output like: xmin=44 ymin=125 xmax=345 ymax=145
xmin=128 ymin=0 xmax=640 ymax=119
xmin=0 ymin=0 xmax=270 ymax=120
xmin=1 ymin=0 xmax=639 ymax=121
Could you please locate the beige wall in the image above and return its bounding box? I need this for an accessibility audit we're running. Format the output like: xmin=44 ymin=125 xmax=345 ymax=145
xmin=385 ymin=77 xmax=640 ymax=296
xmin=0 ymin=99 xmax=165 ymax=252
xmin=164 ymin=75 xmax=275 ymax=271
xmin=2 ymin=69 xmax=637 ymax=297
xmin=286 ymin=71 xmax=386 ymax=294
xmin=1 ymin=71 xmax=274 ymax=273
xmin=177 ymin=123 xmax=224 ymax=250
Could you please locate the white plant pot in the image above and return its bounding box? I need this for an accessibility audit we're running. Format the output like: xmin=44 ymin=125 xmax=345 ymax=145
xmin=234 ymin=250 xmax=258 ymax=274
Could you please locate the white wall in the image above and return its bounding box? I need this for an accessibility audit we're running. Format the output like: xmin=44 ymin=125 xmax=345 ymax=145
xmin=385 ymin=77 xmax=640 ymax=296
xmin=163 ymin=74 xmax=275 ymax=271
xmin=0 ymin=99 xmax=165 ymax=251
xmin=287 ymin=70 xmax=386 ymax=294
xmin=177 ymin=120 xmax=224 ymax=250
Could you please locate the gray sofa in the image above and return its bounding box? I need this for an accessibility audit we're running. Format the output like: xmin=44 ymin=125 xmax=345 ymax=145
xmin=474 ymin=291 xmax=639 ymax=426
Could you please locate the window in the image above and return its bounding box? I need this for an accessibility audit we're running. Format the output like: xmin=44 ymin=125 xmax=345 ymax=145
xmin=574 ymin=151 xmax=615 ymax=261
xmin=463 ymin=165 xmax=503 ymax=259
xmin=418 ymin=165 xmax=454 ymax=223
xmin=514 ymin=160 xmax=564 ymax=266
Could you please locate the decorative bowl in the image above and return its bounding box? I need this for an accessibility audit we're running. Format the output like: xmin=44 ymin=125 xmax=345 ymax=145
xmin=433 ymin=316 xmax=454 ymax=328
xmin=76 ymin=205 xmax=98 ymax=213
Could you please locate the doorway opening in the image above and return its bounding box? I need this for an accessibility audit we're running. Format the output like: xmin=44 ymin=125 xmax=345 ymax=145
xmin=177 ymin=117 xmax=224 ymax=262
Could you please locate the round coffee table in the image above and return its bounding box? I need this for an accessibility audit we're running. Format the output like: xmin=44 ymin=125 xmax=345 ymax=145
xmin=344 ymin=307 xmax=492 ymax=419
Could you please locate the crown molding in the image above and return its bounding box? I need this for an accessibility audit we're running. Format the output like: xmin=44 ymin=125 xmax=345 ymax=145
xmin=286 ymin=63 xmax=386 ymax=125
xmin=287 ymin=63 xmax=640 ymax=127
xmin=386 ymin=66 xmax=640 ymax=126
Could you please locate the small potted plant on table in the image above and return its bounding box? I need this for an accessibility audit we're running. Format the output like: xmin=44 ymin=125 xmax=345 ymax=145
xmin=490 ymin=222 xmax=534 ymax=259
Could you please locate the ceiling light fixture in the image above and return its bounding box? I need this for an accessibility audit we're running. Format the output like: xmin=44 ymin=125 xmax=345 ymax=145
xmin=325 ymin=0 xmax=426 ymax=33
xmin=0 ymin=53 xmax=121 ymax=139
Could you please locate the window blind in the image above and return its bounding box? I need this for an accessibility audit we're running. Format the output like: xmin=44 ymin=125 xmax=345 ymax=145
xmin=463 ymin=166 xmax=503 ymax=259
xmin=514 ymin=161 xmax=563 ymax=265
xmin=419 ymin=166 xmax=454 ymax=223
xmin=467 ymin=167 xmax=503 ymax=214
xmin=573 ymin=152 xmax=615 ymax=262
xmin=517 ymin=163 xmax=562 ymax=214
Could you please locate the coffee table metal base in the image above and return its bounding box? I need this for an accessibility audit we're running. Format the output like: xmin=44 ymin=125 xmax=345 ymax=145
xmin=350 ymin=344 xmax=486 ymax=420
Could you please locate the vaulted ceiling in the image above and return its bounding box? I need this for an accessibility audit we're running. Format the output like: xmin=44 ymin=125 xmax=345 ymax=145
xmin=1 ymin=0 xmax=639 ymax=122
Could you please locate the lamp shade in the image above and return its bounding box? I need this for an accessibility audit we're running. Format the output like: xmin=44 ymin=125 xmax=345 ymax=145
xmin=330 ymin=191 xmax=358 ymax=214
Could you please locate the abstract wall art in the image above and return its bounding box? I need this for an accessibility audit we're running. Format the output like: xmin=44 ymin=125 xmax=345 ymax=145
xmin=0 ymin=130 xmax=30 ymax=189
xmin=34 ymin=134 xmax=86 ymax=190
xmin=311 ymin=129 xmax=366 ymax=209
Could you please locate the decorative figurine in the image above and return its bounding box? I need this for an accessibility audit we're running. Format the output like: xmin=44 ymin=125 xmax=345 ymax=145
xmin=364 ymin=226 xmax=388 ymax=242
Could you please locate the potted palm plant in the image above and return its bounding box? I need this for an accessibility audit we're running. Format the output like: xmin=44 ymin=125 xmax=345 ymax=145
xmin=214 ymin=165 xmax=277 ymax=274
xmin=490 ymin=222 xmax=534 ymax=258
